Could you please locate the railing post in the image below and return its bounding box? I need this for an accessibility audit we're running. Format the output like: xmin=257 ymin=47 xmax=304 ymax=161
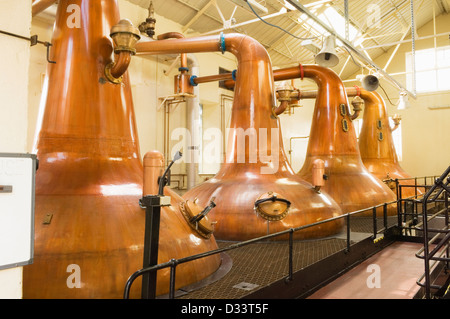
xmin=140 ymin=196 xmax=163 ymax=299
xmin=383 ymin=203 xmax=388 ymax=231
xmin=372 ymin=206 xmax=377 ymax=239
xmin=346 ymin=213 xmax=351 ymax=253
xmin=397 ymin=180 xmax=402 ymax=229
xmin=423 ymin=200 xmax=431 ymax=299
xmin=445 ymin=191 xmax=449 ymax=270
xmin=169 ymin=259 xmax=178 ymax=299
xmin=286 ymin=228 xmax=294 ymax=282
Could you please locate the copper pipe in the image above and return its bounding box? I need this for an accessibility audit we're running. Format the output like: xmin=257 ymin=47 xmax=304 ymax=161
xmin=157 ymin=32 xmax=188 ymax=71
xmin=136 ymin=34 xmax=221 ymax=56
xmin=143 ymin=151 xmax=164 ymax=196
xmin=290 ymin=85 xmax=363 ymax=119
xmin=32 ymin=0 xmax=56 ymax=16
xmin=193 ymin=73 xmax=233 ymax=85
xmin=109 ymin=51 xmax=132 ymax=79
xmin=273 ymin=100 xmax=289 ymax=116
xmin=201 ymin=68 xmax=299 ymax=89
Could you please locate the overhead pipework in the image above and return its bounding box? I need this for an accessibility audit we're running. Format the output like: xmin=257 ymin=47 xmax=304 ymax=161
xmin=31 ymin=0 xmax=57 ymax=17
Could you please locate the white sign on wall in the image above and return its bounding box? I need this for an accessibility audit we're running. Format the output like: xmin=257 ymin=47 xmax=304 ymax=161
xmin=0 ymin=153 xmax=36 ymax=270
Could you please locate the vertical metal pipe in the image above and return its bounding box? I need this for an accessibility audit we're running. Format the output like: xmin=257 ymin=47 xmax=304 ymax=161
xmin=410 ymin=0 xmax=416 ymax=95
xmin=186 ymin=54 xmax=200 ymax=190
xmin=344 ymin=0 xmax=349 ymax=41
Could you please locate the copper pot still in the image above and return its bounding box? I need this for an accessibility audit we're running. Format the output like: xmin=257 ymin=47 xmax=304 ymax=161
xmin=137 ymin=34 xmax=346 ymax=241
xmin=282 ymin=65 xmax=398 ymax=216
xmin=355 ymin=88 xmax=421 ymax=198
xmin=23 ymin=0 xmax=221 ymax=299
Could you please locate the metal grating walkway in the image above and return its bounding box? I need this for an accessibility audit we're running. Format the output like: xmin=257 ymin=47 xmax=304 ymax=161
xmin=177 ymin=237 xmax=348 ymax=299
xmin=171 ymin=216 xmax=400 ymax=299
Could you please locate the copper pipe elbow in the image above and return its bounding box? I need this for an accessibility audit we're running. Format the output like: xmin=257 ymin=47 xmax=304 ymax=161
xmin=105 ymin=51 xmax=132 ymax=83
xmin=105 ymin=19 xmax=140 ymax=84
xmin=32 ymin=0 xmax=57 ymax=17
xmin=273 ymin=100 xmax=289 ymax=116
xmin=157 ymin=32 xmax=188 ymax=70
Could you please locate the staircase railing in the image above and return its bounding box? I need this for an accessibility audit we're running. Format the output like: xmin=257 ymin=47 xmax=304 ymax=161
xmin=413 ymin=166 xmax=450 ymax=299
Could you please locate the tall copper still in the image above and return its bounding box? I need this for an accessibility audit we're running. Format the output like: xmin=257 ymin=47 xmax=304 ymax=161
xmin=134 ymin=34 xmax=345 ymax=241
xmin=352 ymin=87 xmax=420 ymax=198
xmin=275 ymin=65 xmax=397 ymax=216
xmin=23 ymin=0 xmax=221 ymax=299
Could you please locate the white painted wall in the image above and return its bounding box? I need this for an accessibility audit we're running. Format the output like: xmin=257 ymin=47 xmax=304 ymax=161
xmin=0 ymin=0 xmax=32 ymax=299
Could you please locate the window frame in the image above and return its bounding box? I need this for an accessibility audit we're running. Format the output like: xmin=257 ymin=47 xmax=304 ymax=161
xmin=405 ymin=45 xmax=450 ymax=94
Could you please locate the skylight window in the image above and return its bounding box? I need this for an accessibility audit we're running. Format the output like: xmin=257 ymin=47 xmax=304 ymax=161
xmin=297 ymin=6 xmax=361 ymax=44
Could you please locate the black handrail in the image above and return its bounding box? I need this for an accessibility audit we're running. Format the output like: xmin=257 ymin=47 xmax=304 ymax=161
xmin=124 ymin=172 xmax=445 ymax=299
xmin=123 ymin=198 xmax=398 ymax=299
xmin=413 ymin=166 xmax=450 ymax=299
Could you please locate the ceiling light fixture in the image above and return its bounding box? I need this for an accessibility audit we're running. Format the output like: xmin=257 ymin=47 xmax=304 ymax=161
xmin=315 ymin=35 xmax=339 ymax=67
xmin=397 ymin=91 xmax=410 ymax=110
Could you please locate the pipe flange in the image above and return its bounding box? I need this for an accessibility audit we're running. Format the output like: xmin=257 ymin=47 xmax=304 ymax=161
xmin=219 ymin=32 xmax=226 ymax=54
xmin=104 ymin=62 xmax=123 ymax=84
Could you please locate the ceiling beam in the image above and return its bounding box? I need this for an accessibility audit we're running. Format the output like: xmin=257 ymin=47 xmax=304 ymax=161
xmin=286 ymin=0 xmax=417 ymax=99
xmin=437 ymin=0 xmax=449 ymax=13
xmin=200 ymin=8 xmax=294 ymax=35
xmin=383 ymin=27 xmax=410 ymax=71
xmin=387 ymin=0 xmax=409 ymax=28
xmin=182 ymin=0 xmax=216 ymax=33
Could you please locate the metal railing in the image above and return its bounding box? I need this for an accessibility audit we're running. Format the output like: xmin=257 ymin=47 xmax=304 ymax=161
xmin=411 ymin=167 xmax=450 ymax=299
xmin=123 ymin=198 xmax=398 ymax=299
xmin=123 ymin=170 xmax=449 ymax=299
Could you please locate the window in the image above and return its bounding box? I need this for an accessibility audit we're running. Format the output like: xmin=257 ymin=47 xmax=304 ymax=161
xmin=298 ymin=6 xmax=361 ymax=44
xmin=406 ymin=46 xmax=450 ymax=93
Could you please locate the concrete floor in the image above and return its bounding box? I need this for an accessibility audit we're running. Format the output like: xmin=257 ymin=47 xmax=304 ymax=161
xmin=308 ymin=241 xmax=425 ymax=299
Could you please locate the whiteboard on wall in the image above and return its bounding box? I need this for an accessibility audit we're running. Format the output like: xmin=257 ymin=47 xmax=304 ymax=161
xmin=0 ymin=153 xmax=36 ymax=270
